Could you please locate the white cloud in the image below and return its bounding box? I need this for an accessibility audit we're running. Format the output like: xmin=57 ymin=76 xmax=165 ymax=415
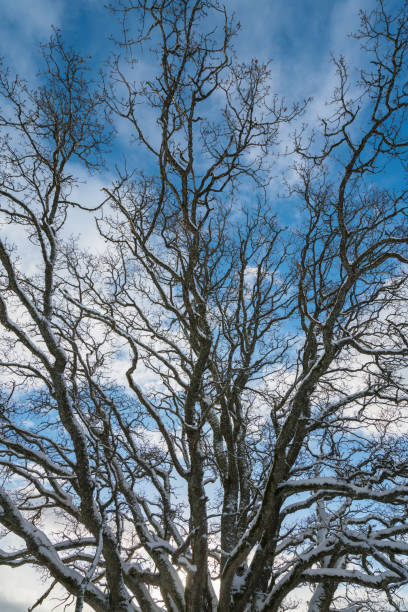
xmin=0 ymin=0 xmax=64 ymax=77
xmin=1 ymin=0 xmax=63 ymax=36
xmin=0 ymin=532 xmax=92 ymax=611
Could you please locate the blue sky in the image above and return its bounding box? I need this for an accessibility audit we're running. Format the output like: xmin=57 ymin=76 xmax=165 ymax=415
xmin=0 ymin=0 xmax=376 ymax=197
xmin=0 ymin=0 xmax=375 ymax=150
xmin=0 ymin=0 xmax=377 ymax=609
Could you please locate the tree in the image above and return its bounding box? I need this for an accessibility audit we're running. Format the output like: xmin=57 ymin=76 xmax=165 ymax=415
xmin=0 ymin=1 xmax=408 ymax=610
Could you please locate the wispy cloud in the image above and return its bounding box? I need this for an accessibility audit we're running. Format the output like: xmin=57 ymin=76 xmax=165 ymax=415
xmin=0 ymin=0 xmax=64 ymax=75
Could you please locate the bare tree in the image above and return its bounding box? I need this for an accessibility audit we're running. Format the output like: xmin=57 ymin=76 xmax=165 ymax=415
xmin=0 ymin=1 xmax=408 ymax=611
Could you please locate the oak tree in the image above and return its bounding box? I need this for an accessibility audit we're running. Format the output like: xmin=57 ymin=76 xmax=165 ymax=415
xmin=1 ymin=1 xmax=408 ymax=610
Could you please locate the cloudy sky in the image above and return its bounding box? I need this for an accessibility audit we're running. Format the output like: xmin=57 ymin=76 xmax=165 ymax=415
xmin=0 ymin=0 xmax=375 ymax=609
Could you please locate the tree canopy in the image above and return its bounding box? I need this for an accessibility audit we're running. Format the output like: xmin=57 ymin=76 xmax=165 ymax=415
xmin=0 ymin=1 xmax=408 ymax=610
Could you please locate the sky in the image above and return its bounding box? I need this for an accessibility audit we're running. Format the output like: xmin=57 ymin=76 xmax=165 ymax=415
xmin=0 ymin=0 xmax=376 ymax=609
